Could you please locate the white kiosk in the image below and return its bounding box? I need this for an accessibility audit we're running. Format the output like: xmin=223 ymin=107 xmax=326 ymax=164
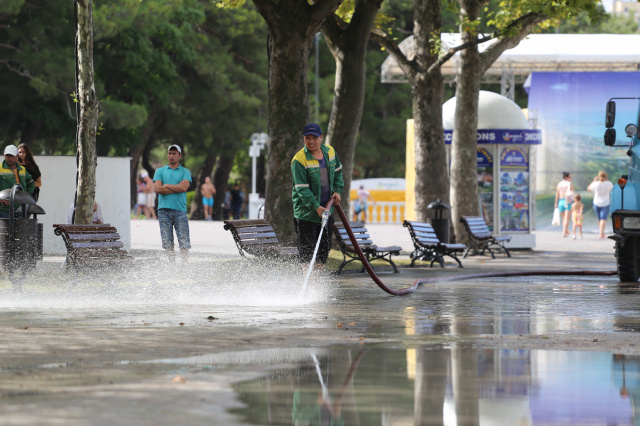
xmin=443 ymin=91 xmax=541 ymax=249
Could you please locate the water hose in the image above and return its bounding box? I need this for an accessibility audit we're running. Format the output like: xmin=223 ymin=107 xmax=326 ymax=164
xmin=333 ymin=204 xmax=617 ymax=296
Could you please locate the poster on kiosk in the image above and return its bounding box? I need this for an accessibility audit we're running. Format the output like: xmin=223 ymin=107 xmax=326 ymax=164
xmin=444 ymin=127 xmax=541 ymax=249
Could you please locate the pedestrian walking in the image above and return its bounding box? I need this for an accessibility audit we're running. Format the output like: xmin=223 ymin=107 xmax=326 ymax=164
xmin=201 ymin=176 xmax=216 ymax=221
xmin=554 ymin=172 xmax=574 ymax=237
xmin=587 ymin=170 xmax=614 ymax=238
xmin=571 ymin=193 xmax=583 ymax=240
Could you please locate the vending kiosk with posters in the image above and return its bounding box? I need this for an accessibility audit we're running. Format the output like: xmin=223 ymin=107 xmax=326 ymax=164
xmin=442 ymin=91 xmax=541 ymax=249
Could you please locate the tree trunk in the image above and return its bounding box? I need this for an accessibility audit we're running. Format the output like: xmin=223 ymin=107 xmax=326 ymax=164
xmin=323 ymin=0 xmax=382 ymax=218
xmin=451 ymin=0 xmax=482 ymax=244
xmin=371 ymin=0 xmax=449 ymax=222
xmin=189 ymin=152 xmax=216 ymax=220
xmin=411 ymin=0 xmax=448 ymax=222
xmin=263 ymin=34 xmax=311 ymax=244
xmin=448 ymin=1 xmax=546 ymax=241
xmin=412 ymin=71 xmax=448 ymax=222
xmin=141 ymin=127 xmax=157 ymax=177
xmin=129 ymin=145 xmax=142 ymax=209
xmin=74 ymin=0 xmax=99 ymax=225
xmin=253 ymin=0 xmax=341 ymax=245
xmin=212 ymin=155 xmax=234 ymax=220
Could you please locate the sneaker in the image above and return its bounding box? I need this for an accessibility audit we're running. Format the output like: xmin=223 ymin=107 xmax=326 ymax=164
xmin=572 ymin=235 xmax=576 ymax=239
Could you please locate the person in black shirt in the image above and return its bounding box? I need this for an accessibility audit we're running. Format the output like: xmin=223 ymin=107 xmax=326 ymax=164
xmin=230 ymin=183 xmax=244 ymax=220
xmin=18 ymin=143 xmax=41 ymax=202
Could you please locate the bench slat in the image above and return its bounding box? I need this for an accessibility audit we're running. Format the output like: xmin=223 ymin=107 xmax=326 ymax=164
xmin=67 ymin=233 xmax=121 ymax=241
xmin=70 ymin=241 xmax=124 ymax=249
xmin=241 ymin=238 xmax=281 ymax=246
xmin=235 ymin=226 xmax=275 ymax=234
xmin=71 ymin=251 xmax=130 ymax=259
xmin=339 ymin=233 xmax=370 ymax=240
xmin=235 ymin=231 xmax=277 ymax=240
xmin=344 ymin=239 xmax=374 ymax=247
xmin=338 ymin=227 xmax=367 ymax=234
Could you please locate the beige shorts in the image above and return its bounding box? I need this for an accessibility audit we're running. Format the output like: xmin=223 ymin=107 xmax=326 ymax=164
xmin=146 ymin=192 xmax=156 ymax=208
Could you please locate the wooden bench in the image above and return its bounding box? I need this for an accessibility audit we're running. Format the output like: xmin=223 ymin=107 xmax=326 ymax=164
xmin=223 ymin=219 xmax=298 ymax=259
xmin=403 ymin=220 xmax=465 ymax=268
xmin=53 ymin=224 xmax=133 ymax=270
xmin=332 ymin=221 xmax=401 ymax=274
xmin=459 ymin=216 xmax=511 ymax=259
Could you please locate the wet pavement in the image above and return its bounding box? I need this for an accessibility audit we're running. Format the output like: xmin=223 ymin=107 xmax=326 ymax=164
xmin=0 ymin=220 xmax=639 ymax=425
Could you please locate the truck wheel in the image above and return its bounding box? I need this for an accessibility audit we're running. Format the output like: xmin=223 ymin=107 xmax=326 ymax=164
xmin=616 ymin=237 xmax=640 ymax=282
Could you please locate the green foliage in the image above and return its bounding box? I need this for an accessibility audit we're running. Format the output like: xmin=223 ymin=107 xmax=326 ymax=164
xmin=0 ymin=0 xmax=268 ymax=211
xmin=186 ymin=190 xmax=195 ymax=207
xmin=484 ymin=0 xmax=601 ymax=35
xmin=554 ymin=5 xmax=638 ymax=33
xmin=354 ymin=49 xmax=413 ymax=179
xmin=1 ymin=0 xmax=614 ymax=188
xmin=0 ymin=0 xmax=25 ymax=15
xmin=101 ymin=100 xmax=148 ymax=130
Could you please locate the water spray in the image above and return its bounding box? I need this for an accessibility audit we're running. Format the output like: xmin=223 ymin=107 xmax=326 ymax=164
xmin=300 ymin=200 xmax=334 ymax=297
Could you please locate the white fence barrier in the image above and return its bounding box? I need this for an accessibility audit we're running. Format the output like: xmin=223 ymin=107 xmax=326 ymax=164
xmin=349 ymin=201 xmax=406 ymax=224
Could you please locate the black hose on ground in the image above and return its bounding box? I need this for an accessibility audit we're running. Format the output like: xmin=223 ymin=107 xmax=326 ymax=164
xmin=333 ymin=204 xmax=617 ymax=296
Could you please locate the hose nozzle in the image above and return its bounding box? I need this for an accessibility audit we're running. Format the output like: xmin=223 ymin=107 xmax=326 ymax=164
xmin=322 ymin=210 xmax=330 ymax=225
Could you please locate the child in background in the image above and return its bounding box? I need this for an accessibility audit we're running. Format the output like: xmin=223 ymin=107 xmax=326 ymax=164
xmin=571 ymin=193 xmax=584 ymax=240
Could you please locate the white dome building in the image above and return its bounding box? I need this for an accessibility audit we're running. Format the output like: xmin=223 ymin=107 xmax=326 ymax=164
xmin=443 ymin=90 xmax=528 ymax=130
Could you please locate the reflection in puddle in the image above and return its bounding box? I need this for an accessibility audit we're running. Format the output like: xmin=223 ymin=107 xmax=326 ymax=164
xmin=1 ymin=345 xmax=635 ymax=424
xmin=229 ymin=347 xmax=637 ymax=425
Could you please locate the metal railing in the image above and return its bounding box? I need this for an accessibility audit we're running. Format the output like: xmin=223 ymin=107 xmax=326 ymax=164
xmin=257 ymin=201 xmax=406 ymax=224
xmin=349 ymin=201 xmax=406 ymax=224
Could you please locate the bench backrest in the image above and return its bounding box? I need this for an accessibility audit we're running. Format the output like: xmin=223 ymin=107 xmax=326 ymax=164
xmin=53 ymin=224 xmax=131 ymax=263
xmin=460 ymin=216 xmax=492 ymax=239
xmin=333 ymin=221 xmax=374 ymax=252
xmin=403 ymin=220 xmax=441 ymax=246
xmin=223 ymin=219 xmax=284 ymax=254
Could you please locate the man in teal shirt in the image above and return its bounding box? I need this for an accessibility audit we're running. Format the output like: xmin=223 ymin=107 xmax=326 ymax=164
xmin=153 ymin=144 xmax=192 ymax=262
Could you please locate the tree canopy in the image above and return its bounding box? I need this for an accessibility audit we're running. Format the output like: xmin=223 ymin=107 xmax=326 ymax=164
xmin=0 ymin=0 xmax=632 ymax=220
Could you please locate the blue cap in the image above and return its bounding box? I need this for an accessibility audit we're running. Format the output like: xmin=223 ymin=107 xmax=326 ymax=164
xmin=303 ymin=123 xmax=322 ymax=137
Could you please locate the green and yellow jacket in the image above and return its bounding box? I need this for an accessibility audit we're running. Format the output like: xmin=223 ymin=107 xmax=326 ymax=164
xmin=0 ymin=161 xmax=34 ymax=211
xmin=291 ymin=143 xmax=344 ymax=223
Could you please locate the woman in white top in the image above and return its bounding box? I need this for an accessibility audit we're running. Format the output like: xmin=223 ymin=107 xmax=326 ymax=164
xmin=587 ymin=171 xmax=614 ymax=238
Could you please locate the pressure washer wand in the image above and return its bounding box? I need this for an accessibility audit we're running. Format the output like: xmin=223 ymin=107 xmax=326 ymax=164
xmin=299 ymin=199 xmax=334 ymax=297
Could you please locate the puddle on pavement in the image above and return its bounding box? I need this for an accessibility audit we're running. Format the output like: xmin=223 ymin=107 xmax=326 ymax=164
xmin=2 ymin=346 xmax=637 ymax=425
xmin=228 ymin=346 xmax=639 ymax=425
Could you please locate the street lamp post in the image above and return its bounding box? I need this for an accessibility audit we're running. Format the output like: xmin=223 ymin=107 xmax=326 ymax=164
xmin=249 ymin=132 xmax=269 ymax=219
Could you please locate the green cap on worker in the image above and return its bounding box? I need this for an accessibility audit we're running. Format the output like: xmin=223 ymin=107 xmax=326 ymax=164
xmin=4 ymin=145 xmax=17 ymax=156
